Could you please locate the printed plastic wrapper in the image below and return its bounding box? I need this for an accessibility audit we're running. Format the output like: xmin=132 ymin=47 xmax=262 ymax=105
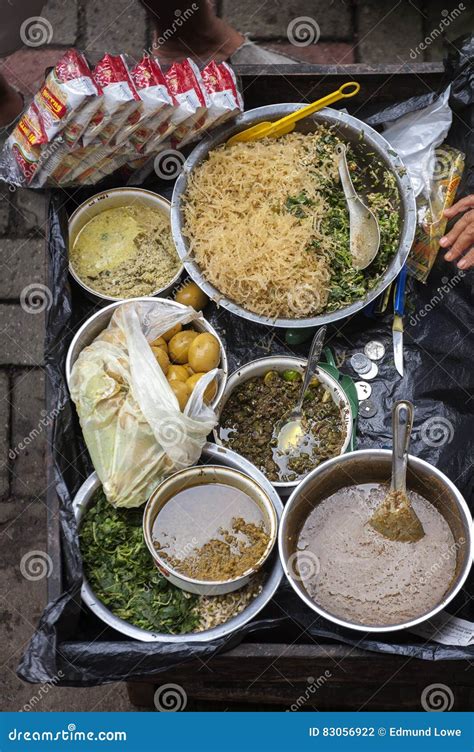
xmin=382 ymin=86 xmax=453 ymax=197
xmin=81 ymin=53 xmax=140 ymax=147
xmin=199 ymin=61 xmax=244 ymax=132
xmin=163 ymin=58 xmax=210 ymax=149
xmin=2 ymin=49 xmax=98 ymax=186
xmin=129 ymin=56 xmax=174 ymax=154
xmin=407 ymin=145 xmax=465 ymax=282
xmin=16 ymin=35 xmax=474 ymax=686
xmin=69 ymin=301 xmax=219 ymax=508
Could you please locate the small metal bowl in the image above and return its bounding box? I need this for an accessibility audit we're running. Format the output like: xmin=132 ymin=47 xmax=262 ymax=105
xmin=279 ymin=449 xmax=473 ymax=633
xmin=73 ymin=442 xmax=283 ymax=643
xmin=69 ymin=187 xmax=183 ymax=305
xmin=65 ymin=296 xmax=228 ymax=411
xmin=143 ymin=464 xmax=278 ymax=595
xmin=214 ymin=356 xmax=353 ymax=495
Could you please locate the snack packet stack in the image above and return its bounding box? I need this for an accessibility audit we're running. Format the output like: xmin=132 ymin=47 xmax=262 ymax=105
xmin=0 ymin=48 xmax=243 ymax=188
xmin=4 ymin=49 xmax=99 ymax=186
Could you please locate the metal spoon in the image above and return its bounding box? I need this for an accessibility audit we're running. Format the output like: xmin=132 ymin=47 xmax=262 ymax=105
xmin=336 ymin=143 xmax=380 ymax=271
xmin=369 ymin=400 xmax=425 ymax=543
xmin=277 ymin=326 xmax=327 ymax=453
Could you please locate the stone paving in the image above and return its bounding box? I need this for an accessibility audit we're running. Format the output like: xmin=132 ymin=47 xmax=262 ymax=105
xmin=0 ymin=0 xmax=470 ymax=712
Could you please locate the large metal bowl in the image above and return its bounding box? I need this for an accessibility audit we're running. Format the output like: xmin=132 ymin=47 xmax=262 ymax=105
xmin=214 ymin=356 xmax=353 ymax=495
xmin=171 ymin=104 xmax=417 ymax=328
xmin=65 ymin=296 xmax=228 ymax=411
xmin=279 ymin=449 xmax=472 ymax=633
xmin=73 ymin=442 xmax=283 ymax=643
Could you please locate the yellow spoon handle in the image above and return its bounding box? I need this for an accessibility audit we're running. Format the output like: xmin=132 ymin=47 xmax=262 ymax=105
xmin=266 ymin=81 xmax=360 ymax=137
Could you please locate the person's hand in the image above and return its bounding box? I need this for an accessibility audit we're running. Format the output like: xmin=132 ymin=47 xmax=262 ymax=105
xmin=440 ymin=195 xmax=474 ymax=270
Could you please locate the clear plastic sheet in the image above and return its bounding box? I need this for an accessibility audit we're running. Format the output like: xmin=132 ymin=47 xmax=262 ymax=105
xmin=18 ymin=36 xmax=474 ymax=685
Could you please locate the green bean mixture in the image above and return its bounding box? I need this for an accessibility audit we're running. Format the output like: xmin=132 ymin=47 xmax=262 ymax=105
xmin=219 ymin=370 xmax=345 ymax=482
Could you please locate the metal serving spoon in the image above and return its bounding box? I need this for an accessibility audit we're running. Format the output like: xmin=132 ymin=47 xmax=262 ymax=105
xmin=336 ymin=143 xmax=380 ymax=271
xmin=369 ymin=400 xmax=425 ymax=543
xmin=277 ymin=326 xmax=327 ymax=453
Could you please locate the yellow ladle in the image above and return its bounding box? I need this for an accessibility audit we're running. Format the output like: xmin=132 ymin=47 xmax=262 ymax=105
xmin=226 ymin=81 xmax=360 ymax=146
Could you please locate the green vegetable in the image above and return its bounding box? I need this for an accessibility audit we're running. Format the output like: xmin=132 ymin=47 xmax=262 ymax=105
xmin=80 ymin=490 xmax=199 ymax=634
xmin=285 ymin=192 xmax=314 ymax=218
xmin=284 ymin=128 xmax=401 ymax=313
xmin=282 ymin=369 xmax=301 ymax=382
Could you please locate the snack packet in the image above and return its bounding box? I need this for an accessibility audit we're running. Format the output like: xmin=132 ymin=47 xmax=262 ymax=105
xmin=82 ymin=54 xmax=141 ymax=146
xmin=407 ymin=145 xmax=465 ymax=283
xmin=198 ymin=61 xmax=243 ymax=132
xmin=163 ymin=58 xmax=210 ymax=146
xmin=127 ymin=56 xmax=174 ymax=153
xmin=5 ymin=49 xmax=98 ymax=184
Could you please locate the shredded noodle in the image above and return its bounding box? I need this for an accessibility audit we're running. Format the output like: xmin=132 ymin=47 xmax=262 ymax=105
xmin=182 ymin=128 xmax=400 ymax=319
xmin=182 ymin=132 xmax=339 ymax=319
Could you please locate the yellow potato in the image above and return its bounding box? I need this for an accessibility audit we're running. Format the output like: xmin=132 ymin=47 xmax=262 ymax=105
xmin=152 ymin=346 xmax=170 ymax=375
xmin=186 ymin=373 xmax=218 ymax=404
xmin=175 ymin=281 xmax=209 ymax=311
xmin=162 ymin=323 xmax=182 ymax=342
xmin=167 ymin=365 xmax=189 ymax=383
xmin=150 ymin=336 xmax=168 ymax=352
xmin=168 ymin=330 xmax=199 ymax=364
xmin=169 ymin=379 xmax=191 ymax=410
xmin=184 ymin=364 xmax=194 ymax=376
xmin=188 ymin=332 xmax=220 ymax=372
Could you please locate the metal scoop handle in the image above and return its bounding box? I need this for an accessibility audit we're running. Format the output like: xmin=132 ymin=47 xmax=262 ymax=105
xmin=295 ymin=326 xmax=327 ymax=413
xmin=391 ymin=400 xmax=414 ymax=494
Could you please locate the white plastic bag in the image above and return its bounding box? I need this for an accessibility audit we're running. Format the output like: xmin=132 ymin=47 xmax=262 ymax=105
xmin=69 ymin=300 xmax=221 ymax=508
xmin=382 ymin=86 xmax=452 ymax=197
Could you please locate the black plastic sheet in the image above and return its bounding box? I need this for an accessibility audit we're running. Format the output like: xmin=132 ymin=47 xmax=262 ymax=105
xmin=18 ymin=37 xmax=474 ymax=685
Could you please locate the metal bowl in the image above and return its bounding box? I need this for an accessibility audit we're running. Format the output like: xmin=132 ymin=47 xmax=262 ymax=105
xmin=143 ymin=464 xmax=278 ymax=595
xmin=214 ymin=356 xmax=353 ymax=495
xmin=73 ymin=443 xmax=283 ymax=643
xmin=65 ymin=296 xmax=228 ymax=411
xmin=279 ymin=449 xmax=472 ymax=633
xmin=171 ymin=104 xmax=417 ymax=328
xmin=69 ymin=187 xmax=183 ymax=305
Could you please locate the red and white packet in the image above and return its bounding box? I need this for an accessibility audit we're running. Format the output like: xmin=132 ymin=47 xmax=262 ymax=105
xmin=159 ymin=58 xmax=210 ymax=149
xmin=200 ymin=61 xmax=243 ymax=129
xmin=128 ymin=56 xmax=174 ymax=153
xmin=82 ymin=54 xmax=141 ymax=147
xmin=5 ymin=49 xmax=98 ymax=184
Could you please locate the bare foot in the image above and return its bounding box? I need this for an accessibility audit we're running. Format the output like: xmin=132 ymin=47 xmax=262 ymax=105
xmin=152 ymin=17 xmax=244 ymax=64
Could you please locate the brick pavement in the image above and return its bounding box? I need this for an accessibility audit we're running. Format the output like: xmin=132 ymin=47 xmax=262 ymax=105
xmin=0 ymin=0 xmax=469 ymax=712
